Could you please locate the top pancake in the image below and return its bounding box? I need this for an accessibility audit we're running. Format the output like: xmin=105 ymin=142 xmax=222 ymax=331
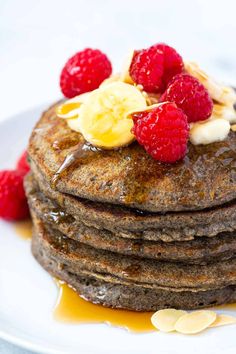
xmin=28 ymin=102 xmax=236 ymax=212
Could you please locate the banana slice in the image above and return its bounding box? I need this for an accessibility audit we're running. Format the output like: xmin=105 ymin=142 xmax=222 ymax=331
xmin=212 ymin=103 xmax=236 ymax=123
xmin=100 ymin=74 xmax=121 ymax=88
xmin=56 ymin=93 xmax=91 ymax=133
xmin=79 ymin=82 xmax=147 ymax=149
xmin=185 ymin=61 xmax=236 ymax=106
xmin=190 ymin=118 xmax=230 ymax=145
xmin=66 ymin=118 xmax=81 ymax=132
xmin=56 ymin=93 xmax=90 ymax=119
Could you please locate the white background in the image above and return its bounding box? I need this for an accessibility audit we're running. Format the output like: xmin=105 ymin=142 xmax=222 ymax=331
xmin=0 ymin=1 xmax=236 ymax=353
xmin=0 ymin=0 xmax=236 ymax=122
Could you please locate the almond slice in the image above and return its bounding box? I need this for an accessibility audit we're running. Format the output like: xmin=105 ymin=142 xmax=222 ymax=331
xmin=209 ymin=314 xmax=236 ymax=328
xmin=231 ymin=124 xmax=236 ymax=132
xmin=120 ymin=50 xmax=134 ymax=84
xmin=151 ymin=309 xmax=187 ymax=332
xmin=174 ymin=310 xmax=216 ymax=334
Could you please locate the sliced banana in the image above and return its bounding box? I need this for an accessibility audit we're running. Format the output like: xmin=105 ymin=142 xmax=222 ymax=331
xmin=212 ymin=103 xmax=236 ymax=124
xmin=185 ymin=61 xmax=236 ymax=106
xmin=56 ymin=93 xmax=90 ymax=119
xmin=190 ymin=118 xmax=230 ymax=145
xmin=56 ymin=93 xmax=91 ymax=133
xmin=66 ymin=118 xmax=81 ymax=132
xmin=100 ymin=74 xmax=121 ymax=88
xmin=79 ymin=82 xmax=147 ymax=149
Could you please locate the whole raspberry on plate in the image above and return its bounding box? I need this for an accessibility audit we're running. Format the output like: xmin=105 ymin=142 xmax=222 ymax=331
xmin=132 ymin=102 xmax=189 ymax=163
xmin=60 ymin=48 xmax=112 ymax=98
xmin=160 ymin=73 xmax=213 ymax=123
xmin=17 ymin=150 xmax=30 ymax=175
xmin=0 ymin=170 xmax=29 ymax=220
xmin=129 ymin=43 xmax=183 ymax=92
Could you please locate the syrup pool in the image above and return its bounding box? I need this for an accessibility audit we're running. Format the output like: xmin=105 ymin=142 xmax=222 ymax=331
xmin=13 ymin=221 xmax=236 ymax=332
xmin=214 ymin=303 xmax=236 ymax=311
xmin=54 ymin=280 xmax=155 ymax=332
xmin=13 ymin=219 xmax=32 ymax=240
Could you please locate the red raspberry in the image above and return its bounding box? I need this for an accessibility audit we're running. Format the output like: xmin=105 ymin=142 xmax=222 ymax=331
xmin=129 ymin=47 xmax=164 ymax=92
xmin=129 ymin=43 xmax=183 ymax=92
xmin=60 ymin=48 xmax=112 ymax=98
xmin=160 ymin=74 xmax=213 ymax=123
xmin=16 ymin=151 xmax=30 ymax=175
xmin=132 ymin=102 xmax=189 ymax=163
xmin=153 ymin=43 xmax=184 ymax=89
xmin=0 ymin=170 xmax=29 ymax=221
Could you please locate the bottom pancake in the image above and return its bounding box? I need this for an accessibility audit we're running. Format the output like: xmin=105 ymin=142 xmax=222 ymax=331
xmin=31 ymin=214 xmax=236 ymax=311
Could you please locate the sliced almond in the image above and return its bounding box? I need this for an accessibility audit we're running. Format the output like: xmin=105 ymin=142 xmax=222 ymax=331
xmin=209 ymin=314 xmax=236 ymax=328
xmin=174 ymin=310 xmax=216 ymax=334
xmin=120 ymin=50 xmax=134 ymax=84
xmin=231 ymin=124 xmax=236 ymax=132
xmin=151 ymin=309 xmax=187 ymax=332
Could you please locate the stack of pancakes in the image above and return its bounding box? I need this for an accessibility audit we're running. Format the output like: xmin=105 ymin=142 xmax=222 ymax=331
xmin=25 ymin=102 xmax=236 ymax=311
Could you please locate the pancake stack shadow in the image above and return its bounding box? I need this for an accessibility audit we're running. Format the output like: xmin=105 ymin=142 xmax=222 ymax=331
xmin=25 ymin=103 xmax=236 ymax=311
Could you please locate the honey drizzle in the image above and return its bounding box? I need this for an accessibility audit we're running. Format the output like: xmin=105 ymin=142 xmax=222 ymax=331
xmin=54 ymin=281 xmax=155 ymax=332
xmin=13 ymin=219 xmax=32 ymax=240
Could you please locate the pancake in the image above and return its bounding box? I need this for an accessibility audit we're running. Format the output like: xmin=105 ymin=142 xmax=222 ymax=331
xmin=29 ymin=163 xmax=236 ymax=242
xmin=31 ymin=213 xmax=236 ymax=310
xmin=30 ymin=212 xmax=236 ymax=292
xmin=27 ymin=100 xmax=236 ymax=311
xmin=25 ymin=174 xmax=236 ymax=265
xmin=28 ymin=102 xmax=236 ymax=213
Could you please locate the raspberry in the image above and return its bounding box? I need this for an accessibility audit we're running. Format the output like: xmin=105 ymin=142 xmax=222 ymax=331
xmin=16 ymin=151 xmax=30 ymax=175
xmin=153 ymin=43 xmax=184 ymax=89
xmin=129 ymin=43 xmax=183 ymax=93
xmin=129 ymin=47 xmax=164 ymax=92
xmin=160 ymin=74 xmax=213 ymax=123
xmin=60 ymin=48 xmax=112 ymax=98
xmin=0 ymin=170 xmax=29 ymax=220
xmin=132 ymin=102 xmax=189 ymax=163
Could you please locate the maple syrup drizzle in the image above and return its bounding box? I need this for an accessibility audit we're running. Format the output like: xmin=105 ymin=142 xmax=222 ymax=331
xmin=51 ymin=142 xmax=100 ymax=189
xmin=53 ymin=280 xmax=155 ymax=332
xmin=13 ymin=219 xmax=32 ymax=240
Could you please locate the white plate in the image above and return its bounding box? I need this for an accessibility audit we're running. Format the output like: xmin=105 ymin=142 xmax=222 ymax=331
xmin=0 ymin=105 xmax=236 ymax=354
